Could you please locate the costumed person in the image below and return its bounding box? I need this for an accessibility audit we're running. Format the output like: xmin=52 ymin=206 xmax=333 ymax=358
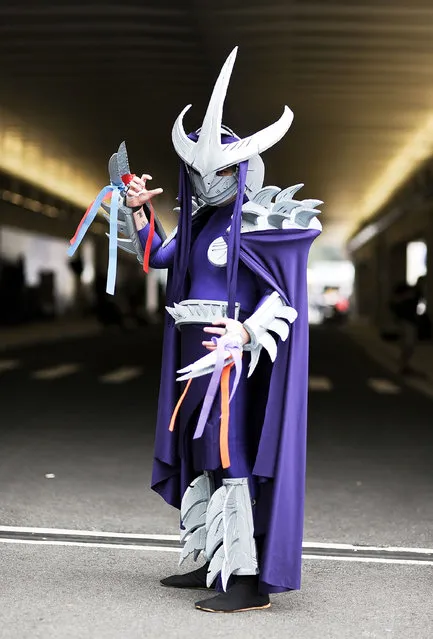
xmin=68 ymin=47 xmax=322 ymax=613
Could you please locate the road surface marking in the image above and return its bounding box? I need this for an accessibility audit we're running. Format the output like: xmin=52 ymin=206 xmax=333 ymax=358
xmin=0 ymin=537 xmax=431 ymax=566
xmin=32 ymin=364 xmax=80 ymax=380
xmin=0 ymin=359 xmax=20 ymax=373
xmin=368 ymin=378 xmax=401 ymax=394
xmin=99 ymin=366 xmax=143 ymax=383
xmin=301 ymin=555 xmax=433 ymax=566
xmin=0 ymin=526 xmax=432 ymax=565
xmin=309 ymin=376 xmax=333 ymax=391
xmin=301 ymin=541 xmax=433 ymax=554
xmin=1 ymin=527 xmax=431 ymax=554
xmin=0 ymin=539 xmax=180 ymax=553
xmin=0 ymin=525 xmax=179 ymax=540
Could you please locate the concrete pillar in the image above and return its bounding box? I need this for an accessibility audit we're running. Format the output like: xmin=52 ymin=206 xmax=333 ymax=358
xmin=353 ymin=259 xmax=364 ymax=318
xmin=380 ymin=240 xmax=407 ymax=328
xmin=354 ymin=259 xmax=374 ymax=321
xmin=354 ymin=236 xmax=386 ymax=328
xmin=361 ymin=237 xmax=382 ymax=327
xmin=426 ymin=213 xmax=433 ymax=316
xmin=376 ymin=235 xmax=388 ymax=328
xmin=388 ymin=241 xmax=407 ymax=290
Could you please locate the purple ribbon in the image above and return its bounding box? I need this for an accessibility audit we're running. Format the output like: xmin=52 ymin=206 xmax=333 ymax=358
xmin=193 ymin=334 xmax=243 ymax=440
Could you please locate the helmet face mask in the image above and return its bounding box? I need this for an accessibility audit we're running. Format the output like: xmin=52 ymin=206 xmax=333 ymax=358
xmin=186 ymin=159 xmax=239 ymax=206
xmin=184 ymin=128 xmax=265 ymax=206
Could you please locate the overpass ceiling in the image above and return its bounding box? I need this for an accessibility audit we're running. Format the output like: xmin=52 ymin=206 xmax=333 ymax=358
xmin=1 ymin=0 xmax=433 ymax=244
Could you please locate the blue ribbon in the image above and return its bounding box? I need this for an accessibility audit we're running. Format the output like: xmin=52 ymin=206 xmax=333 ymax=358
xmin=67 ymin=183 xmax=124 ymax=295
xmin=107 ymin=187 xmax=119 ymax=295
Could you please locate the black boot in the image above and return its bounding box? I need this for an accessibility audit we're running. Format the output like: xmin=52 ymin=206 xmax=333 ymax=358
xmin=195 ymin=576 xmax=270 ymax=613
xmin=160 ymin=562 xmax=213 ymax=590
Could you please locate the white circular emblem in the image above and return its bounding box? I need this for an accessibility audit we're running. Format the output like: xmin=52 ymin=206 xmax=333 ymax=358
xmin=207 ymin=236 xmax=228 ymax=267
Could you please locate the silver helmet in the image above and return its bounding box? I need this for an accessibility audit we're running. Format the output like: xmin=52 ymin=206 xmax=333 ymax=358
xmin=172 ymin=46 xmax=294 ymax=206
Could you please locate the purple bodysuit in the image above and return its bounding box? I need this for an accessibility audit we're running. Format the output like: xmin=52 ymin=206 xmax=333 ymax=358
xmin=139 ymin=202 xmax=270 ymax=483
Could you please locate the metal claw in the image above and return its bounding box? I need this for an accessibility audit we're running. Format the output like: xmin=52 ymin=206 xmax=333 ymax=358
xmin=108 ymin=153 xmax=123 ymax=187
xmin=176 ymin=350 xmax=233 ymax=381
xmin=117 ymin=141 xmax=131 ymax=178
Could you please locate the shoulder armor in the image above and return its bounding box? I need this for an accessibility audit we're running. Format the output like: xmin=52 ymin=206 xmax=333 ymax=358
xmin=208 ymin=184 xmax=323 ymax=266
xmin=241 ymin=184 xmax=322 ymax=232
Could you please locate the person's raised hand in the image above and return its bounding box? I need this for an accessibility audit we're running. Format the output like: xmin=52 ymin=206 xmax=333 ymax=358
xmin=126 ymin=174 xmax=163 ymax=209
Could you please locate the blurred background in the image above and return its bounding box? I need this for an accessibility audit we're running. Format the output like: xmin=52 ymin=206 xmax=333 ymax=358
xmin=1 ymin=0 xmax=432 ymax=334
xmin=0 ymin=2 xmax=432 ymax=637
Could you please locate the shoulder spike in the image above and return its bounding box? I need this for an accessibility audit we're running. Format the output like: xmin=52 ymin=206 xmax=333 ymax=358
xmin=251 ymin=186 xmax=281 ymax=208
xmin=275 ymin=184 xmax=304 ymax=201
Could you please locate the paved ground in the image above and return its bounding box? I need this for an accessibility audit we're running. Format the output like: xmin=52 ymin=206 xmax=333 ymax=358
xmin=0 ymin=324 xmax=432 ymax=637
xmin=1 ymin=545 xmax=431 ymax=639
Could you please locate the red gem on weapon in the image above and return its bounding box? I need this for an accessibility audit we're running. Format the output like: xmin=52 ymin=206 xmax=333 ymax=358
xmin=121 ymin=173 xmax=134 ymax=186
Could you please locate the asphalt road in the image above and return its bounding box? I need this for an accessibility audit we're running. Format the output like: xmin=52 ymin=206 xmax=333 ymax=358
xmin=0 ymin=324 xmax=432 ymax=637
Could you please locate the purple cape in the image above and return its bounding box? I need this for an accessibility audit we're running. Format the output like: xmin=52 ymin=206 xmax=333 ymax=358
xmin=151 ymin=226 xmax=320 ymax=594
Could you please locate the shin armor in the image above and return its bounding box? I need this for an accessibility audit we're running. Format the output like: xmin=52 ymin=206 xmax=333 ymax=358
xmin=179 ymin=472 xmax=215 ymax=565
xmin=206 ymin=478 xmax=258 ymax=591
xmin=179 ymin=476 xmax=258 ymax=592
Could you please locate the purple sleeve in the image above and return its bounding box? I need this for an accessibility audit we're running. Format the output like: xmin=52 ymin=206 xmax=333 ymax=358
xmin=137 ymin=225 xmax=177 ymax=269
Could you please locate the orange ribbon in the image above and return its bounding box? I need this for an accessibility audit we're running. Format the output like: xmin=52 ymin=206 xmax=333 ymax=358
xmin=168 ymin=362 xmax=234 ymax=470
xmin=169 ymin=378 xmax=192 ymax=432
xmin=220 ymin=363 xmax=234 ymax=469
